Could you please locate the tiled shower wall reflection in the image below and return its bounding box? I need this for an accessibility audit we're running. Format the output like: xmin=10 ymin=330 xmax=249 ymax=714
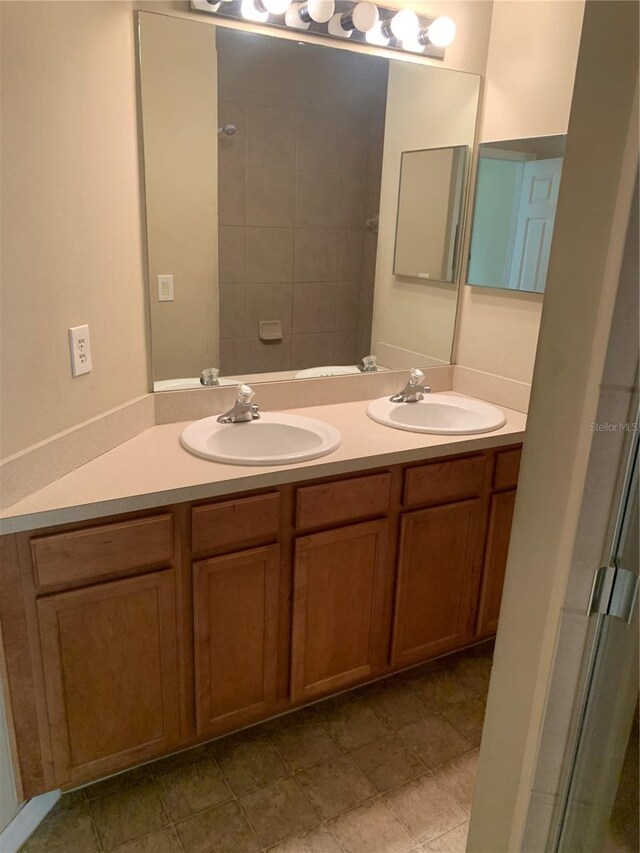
xmin=217 ymin=30 xmax=388 ymax=376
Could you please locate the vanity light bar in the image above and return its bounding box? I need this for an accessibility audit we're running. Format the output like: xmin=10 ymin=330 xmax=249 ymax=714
xmin=190 ymin=0 xmax=453 ymax=59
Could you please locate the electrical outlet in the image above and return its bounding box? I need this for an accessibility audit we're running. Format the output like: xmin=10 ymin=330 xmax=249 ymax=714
xmin=68 ymin=324 xmax=93 ymax=377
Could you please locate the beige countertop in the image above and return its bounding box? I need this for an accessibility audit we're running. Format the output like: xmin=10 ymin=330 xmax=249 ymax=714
xmin=0 ymin=393 xmax=526 ymax=534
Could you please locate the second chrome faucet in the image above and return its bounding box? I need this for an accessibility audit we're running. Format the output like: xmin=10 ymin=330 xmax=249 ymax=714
xmin=390 ymin=368 xmax=431 ymax=403
xmin=217 ymin=385 xmax=260 ymax=424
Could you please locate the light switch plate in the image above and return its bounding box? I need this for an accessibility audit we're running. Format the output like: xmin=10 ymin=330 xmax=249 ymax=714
xmin=68 ymin=324 xmax=92 ymax=377
xmin=157 ymin=275 xmax=174 ymax=302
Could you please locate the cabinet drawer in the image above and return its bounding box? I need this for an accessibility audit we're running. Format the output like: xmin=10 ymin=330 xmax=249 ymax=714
xmin=404 ymin=455 xmax=486 ymax=508
xmin=192 ymin=492 xmax=280 ymax=554
xmin=31 ymin=515 xmax=174 ymax=589
xmin=494 ymin=447 xmax=522 ymax=490
xmin=296 ymin=473 xmax=391 ymax=530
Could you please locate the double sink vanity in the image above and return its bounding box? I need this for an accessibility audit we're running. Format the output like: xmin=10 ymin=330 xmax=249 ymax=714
xmin=179 ymin=373 xmax=507 ymax=465
xmin=0 ymin=376 xmax=524 ymax=799
xmin=0 ymin=5 xmax=541 ymax=808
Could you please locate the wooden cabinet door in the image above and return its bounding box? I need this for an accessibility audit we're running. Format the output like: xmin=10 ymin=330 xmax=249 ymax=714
xmin=37 ymin=570 xmax=180 ymax=786
xmin=477 ymin=489 xmax=516 ymax=637
xmin=391 ymin=499 xmax=484 ymax=667
xmin=194 ymin=545 xmax=280 ymax=736
xmin=291 ymin=520 xmax=389 ymax=702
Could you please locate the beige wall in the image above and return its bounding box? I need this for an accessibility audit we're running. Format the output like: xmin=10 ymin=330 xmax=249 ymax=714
xmin=481 ymin=0 xmax=585 ymax=142
xmin=454 ymin=0 xmax=584 ymax=385
xmin=468 ymin=1 xmax=639 ymax=848
xmin=140 ymin=12 xmax=219 ymax=382
xmin=0 ymin=1 xmax=149 ymax=459
xmin=371 ymin=63 xmax=480 ymax=367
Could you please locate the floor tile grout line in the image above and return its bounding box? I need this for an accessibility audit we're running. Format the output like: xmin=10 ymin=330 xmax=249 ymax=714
xmin=232 ymin=786 xmax=267 ymax=853
xmin=90 ymin=772 xmax=176 ymax=853
xmin=258 ymin=815 xmax=350 ymax=853
xmin=166 ymin=821 xmax=187 ymax=853
xmin=152 ymin=742 xmax=325 ymax=853
xmin=423 ymin=815 xmax=472 ymax=849
xmin=86 ymin=801 xmax=104 ymax=853
xmin=148 ymin=771 xmax=189 ymax=840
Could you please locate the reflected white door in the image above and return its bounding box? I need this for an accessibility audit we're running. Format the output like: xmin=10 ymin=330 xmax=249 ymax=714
xmin=509 ymin=158 xmax=563 ymax=292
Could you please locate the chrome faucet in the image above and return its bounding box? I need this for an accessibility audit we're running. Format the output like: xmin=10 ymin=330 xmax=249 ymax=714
xmin=390 ymin=368 xmax=431 ymax=403
xmin=200 ymin=367 xmax=221 ymax=386
xmin=217 ymin=384 xmax=260 ymax=424
xmin=358 ymin=355 xmax=379 ymax=373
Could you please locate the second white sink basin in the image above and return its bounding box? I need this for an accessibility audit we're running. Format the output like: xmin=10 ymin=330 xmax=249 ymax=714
xmin=367 ymin=393 xmax=506 ymax=435
xmin=154 ymin=377 xmax=237 ymax=392
xmin=294 ymin=365 xmax=361 ymax=379
xmin=180 ymin=412 xmax=341 ymax=465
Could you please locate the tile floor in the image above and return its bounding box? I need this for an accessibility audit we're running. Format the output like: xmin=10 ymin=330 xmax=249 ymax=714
xmin=22 ymin=644 xmax=492 ymax=853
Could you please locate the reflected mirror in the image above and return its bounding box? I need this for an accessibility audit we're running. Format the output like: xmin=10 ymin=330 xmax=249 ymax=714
xmin=137 ymin=12 xmax=480 ymax=390
xmin=394 ymin=146 xmax=467 ymax=282
xmin=467 ymin=135 xmax=566 ymax=293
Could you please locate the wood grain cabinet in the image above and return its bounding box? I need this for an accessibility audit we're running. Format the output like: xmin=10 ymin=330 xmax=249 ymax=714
xmin=477 ymin=489 xmax=517 ymax=636
xmin=37 ymin=570 xmax=180 ymax=786
xmin=391 ymin=500 xmax=485 ymax=667
xmin=291 ymin=520 xmax=390 ymax=702
xmin=0 ymin=443 xmax=521 ymax=797
xmin=193 ymin=545 xmax=280 ymax=736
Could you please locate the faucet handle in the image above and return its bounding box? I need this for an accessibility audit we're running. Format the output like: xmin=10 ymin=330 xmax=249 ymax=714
xmin=237 ymin=384 xmax=255 ymax=404
xmin=200 ymin=367 xmax=220 ymax=386
xmin=408 ymin=368 xmax=425 ymax=387
xmin=360 ymin=354 xmax=378 ymax=372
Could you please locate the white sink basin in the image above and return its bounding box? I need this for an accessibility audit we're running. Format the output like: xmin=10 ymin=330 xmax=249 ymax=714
xmin=367 ymin=393 xmax=506 ymax=435
xmin=295 ymin=365 xmax=360 ymax=379
xmin=154 ymin=377 xmax=237 ymax=392
xmin=180 ymin=412 xmax=341 ymax=465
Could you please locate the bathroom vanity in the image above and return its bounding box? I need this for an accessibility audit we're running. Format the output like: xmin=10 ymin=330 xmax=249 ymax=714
xmin=0 ymin=5 xmax=532 ymax=807
xmin=0 ymin=436 xmax=520 ymax=799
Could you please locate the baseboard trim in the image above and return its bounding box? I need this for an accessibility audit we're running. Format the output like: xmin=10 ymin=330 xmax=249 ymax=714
xmin=0 ymin=791 xmax=60 ymax=853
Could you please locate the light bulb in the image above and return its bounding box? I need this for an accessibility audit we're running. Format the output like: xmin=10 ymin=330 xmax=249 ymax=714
xmin=427 ymin=15 xmax=456 ymax=47
xmin=240 ymin=0 xmax=268 ymax=20
xmin=403 ymin=33 xmax=425 ymax=53
xmin=328 ymin=3 xmax=377 ymax=37
xmin=365 ymin=20 xmax=389 ymax=45
xmin=285 ymin=0 xmax=333 ymax=27
xmin=306 ymin=0 xmax=335 ymax=23
xmin=262 ymin=0 xmax=291 ymax=12
xmin=348 ymin=2 xmax=379 ymax=32
xmin=328 ymin=12 xmax=353 ymax=37
xmin=389 ymin=8 xmax=419 ymax=40
xmin=285 ymin=1 xmax=310 ymax=28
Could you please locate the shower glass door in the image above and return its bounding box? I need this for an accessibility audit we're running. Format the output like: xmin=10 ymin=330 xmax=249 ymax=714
xmin=554 ymin=414 xmax=639 ymax=852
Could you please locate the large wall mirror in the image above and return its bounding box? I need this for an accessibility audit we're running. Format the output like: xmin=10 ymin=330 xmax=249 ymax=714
xmin=137 ymin=12 xmax=480 ymax=390
xmin=467 ymin=135 xmax=566 ymax=293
